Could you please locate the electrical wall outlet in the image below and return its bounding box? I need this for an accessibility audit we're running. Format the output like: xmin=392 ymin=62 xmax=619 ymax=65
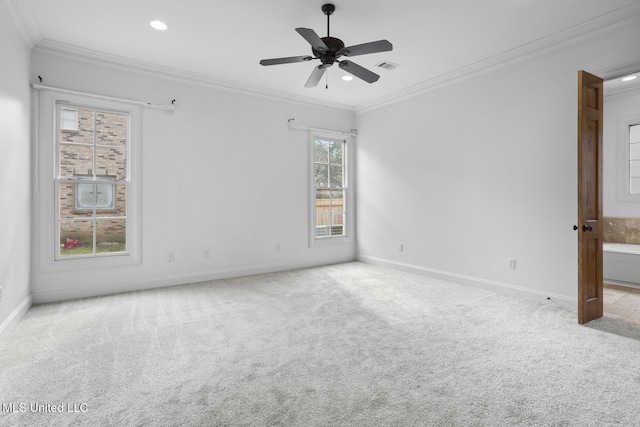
xmin=276 ymin=243 xmax=281 ymax=251
xmin=508 ymin=258 xmax=516 ymax=269
xmin=168 ymin=251 xmax=175 ymax=262
xmin=203 ymin=250 xmax=210 ymax=259
xmin=398 ymin=243 xmax=404 ymax=252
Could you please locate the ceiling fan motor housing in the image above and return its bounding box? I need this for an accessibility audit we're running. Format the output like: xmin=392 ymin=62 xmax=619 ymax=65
xmin=313 ymin=37 xmax=345 ymax=65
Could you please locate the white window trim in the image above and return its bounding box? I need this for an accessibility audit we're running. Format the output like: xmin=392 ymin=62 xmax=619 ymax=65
xmin=308 ymin=131 xmax=355 ymax=247
xmin=617 ymin=114 xmax=640 ymax=202
xmin=35 ymin=90 xmax=142 ymax=272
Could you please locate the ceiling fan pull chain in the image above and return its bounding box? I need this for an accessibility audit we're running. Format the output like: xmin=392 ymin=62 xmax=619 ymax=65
xmin=326 ymin=68 xmax=329 ymax=89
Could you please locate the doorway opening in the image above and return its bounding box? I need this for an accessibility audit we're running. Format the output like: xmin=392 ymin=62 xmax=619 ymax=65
xmin=602 ymin=70 xmax=640 ymax=323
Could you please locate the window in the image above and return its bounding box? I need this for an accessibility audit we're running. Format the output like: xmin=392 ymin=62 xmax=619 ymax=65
xmin=312 ymin=136 xmax=347 ymax=240
xmin=35 ymin=90 xmax=141 ymax=271
xmin=617 ymin=117 xmax=640 ymax=202
xmin=56 ymin=103 xmax=129 ymax=258
xmin=630 ymin=124 xmax=640 ymax=194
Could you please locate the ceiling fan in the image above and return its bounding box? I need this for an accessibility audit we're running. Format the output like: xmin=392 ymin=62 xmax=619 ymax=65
xmin=259 ymin=3 xmax=393 ymax=88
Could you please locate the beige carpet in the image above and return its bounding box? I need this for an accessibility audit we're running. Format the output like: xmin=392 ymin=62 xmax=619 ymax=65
xmin=1 ymin=262 xmax=640 ymax=426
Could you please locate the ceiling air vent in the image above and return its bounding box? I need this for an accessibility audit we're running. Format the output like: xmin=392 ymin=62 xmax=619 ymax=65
xmin=375 ymin=61 xmax=399 ymax=71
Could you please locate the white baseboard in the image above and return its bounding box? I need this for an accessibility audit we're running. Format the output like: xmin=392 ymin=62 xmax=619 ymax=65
xmin=31 ymin=256 xmax=355 ymax=304
xmin=358 ymin=255 xmax=577 ymax=312
xmin=0 ymin=295 xmax=33 ymax=343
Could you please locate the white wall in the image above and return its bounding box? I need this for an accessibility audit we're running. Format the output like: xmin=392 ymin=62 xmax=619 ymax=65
xmin=356 ymin=18 xmax=640 ymax=309
xmin=30 ymin=50 xmax=356 ymax=303
xmin=0 ymin=1 xmax=32 ymax=339
xmin=603 ymin=87 xmax=640 ymax=217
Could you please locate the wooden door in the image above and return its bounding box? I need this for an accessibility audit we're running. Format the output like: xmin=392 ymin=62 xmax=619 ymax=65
xmin=577 ymin=70 xmax=603 ymax=324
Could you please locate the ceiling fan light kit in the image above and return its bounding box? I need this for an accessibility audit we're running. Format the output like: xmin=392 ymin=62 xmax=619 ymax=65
xmin=259 ymin=3 xmax=393 ymax=88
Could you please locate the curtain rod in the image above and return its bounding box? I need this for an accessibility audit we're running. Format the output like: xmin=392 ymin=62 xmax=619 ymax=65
xmin=287 ymin=119 xmax=357 ymax=136
xmin=32 ymin=83 xmax=176 ymax=111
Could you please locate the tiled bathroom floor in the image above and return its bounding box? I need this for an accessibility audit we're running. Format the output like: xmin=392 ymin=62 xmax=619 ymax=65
xmin=603 ymin=283 xmax=640 ymax=323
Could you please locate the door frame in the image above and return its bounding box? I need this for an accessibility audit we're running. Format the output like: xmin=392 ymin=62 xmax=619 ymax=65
xmin=576 ymin=63 xmax=640 ymax=324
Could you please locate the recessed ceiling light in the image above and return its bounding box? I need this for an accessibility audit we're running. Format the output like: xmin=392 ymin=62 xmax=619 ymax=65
xmin=621 ymin=75 xmax=637 ymax=82
xmin=342 ymin=75 xmax=354 ymax=81
xmin=150 ymin=20 xmax=168 ymax=31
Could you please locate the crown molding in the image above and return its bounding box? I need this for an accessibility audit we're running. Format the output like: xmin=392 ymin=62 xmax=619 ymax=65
xmin=3 ymin=0 xmax=41 ymax=47
xmin=605 ymin=82 xmax=640 ymax=99
xmin=32 ymin=39 xmax=356 ymax=114
xmin=355 ymin=3 xmax=640 ymax=114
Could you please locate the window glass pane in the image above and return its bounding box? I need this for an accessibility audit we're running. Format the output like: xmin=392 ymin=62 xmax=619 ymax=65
xmin=316 ymin=189 xmax=330 ymax=202
xmin=315 ymin=214 xmax=331 ymax=237
xmin=60 ymin=109 xmax=94 ymax=144
xmin=631 ymin=142 xmax=640 ymax=161
xmin=328 ymin=141 xmax=343 ymax=165
xmin=330 ymin=215 xmax=345 ymax=236
xmin=60 ymin=109 xmax=78 ymax=131
xmin=75 ymin=182 xmax=95 ymax=209
xmin=315 ymin=190 xmax=330 ymax=234
xmin=101 ymin=183 xmax=127 ymax=218
xmin=59 ymin=220 xmax=93 ymax=257
xmin=78 ymin=109 xmax=95 ymax=131
xmin=60 ymin=183 xmax=91 ymax=219
xmin=96 ymin=219 xmax=126 ymax=254
xmin=330 ymin=190 xmax=344 ymax=209
xmin=631 ymin=177 xmax=640 ymax=194
xmin=329 ymin=165 xmax=343 ymax=188
xmin=94 ymin=183 xmax=114 ymax=209
xmin=96 ymin=146 xmax=127 ymax=181
xmin=59 ymin=145 xmax=93 ymax=179
xmin=631 ymin=160 xmax=640 ymax=178
xmin=630 ymin=124 xmax=640 ymax=143
xmin=314 ymin=140 xmax=329 ymax=163
xmin=96 ymin=111 xmax=128 ymax=147
xmin=314 ymin=164 xmax=328 ymax=188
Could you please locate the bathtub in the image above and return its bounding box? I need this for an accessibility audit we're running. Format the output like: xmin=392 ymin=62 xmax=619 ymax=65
xmin=603 ymin=243 xmax=640 ymax=288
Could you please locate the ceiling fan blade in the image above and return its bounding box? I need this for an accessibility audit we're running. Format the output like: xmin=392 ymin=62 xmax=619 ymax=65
xmin=339 ymin=40 xmax=393 ymax=57
xmin=305 ymin=65 xmax=327 ymax=88
xmin=260 ymin=56 xmax=314 ymax=66
xmin=338 ymin=60 xmax=380 ymax=83
xmin=296 ymin=28 xmax=329 ymax=52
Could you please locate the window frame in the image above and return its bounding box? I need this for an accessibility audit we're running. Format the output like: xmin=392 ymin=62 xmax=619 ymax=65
xmin=617 ymin=115 xmax=640 ymax=202
xmin=308 ymin=132 xmax=354 ymax=247
xmin=36 ymin=91 xmax=141 ymax=272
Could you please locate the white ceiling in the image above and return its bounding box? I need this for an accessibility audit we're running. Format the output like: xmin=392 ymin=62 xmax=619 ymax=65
xmin=13 ymin=0 xmax=640 ymax=109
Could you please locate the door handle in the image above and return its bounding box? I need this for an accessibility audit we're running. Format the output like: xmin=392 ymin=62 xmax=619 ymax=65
xmin=582 ymin=224 xmax=593 ymax=232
